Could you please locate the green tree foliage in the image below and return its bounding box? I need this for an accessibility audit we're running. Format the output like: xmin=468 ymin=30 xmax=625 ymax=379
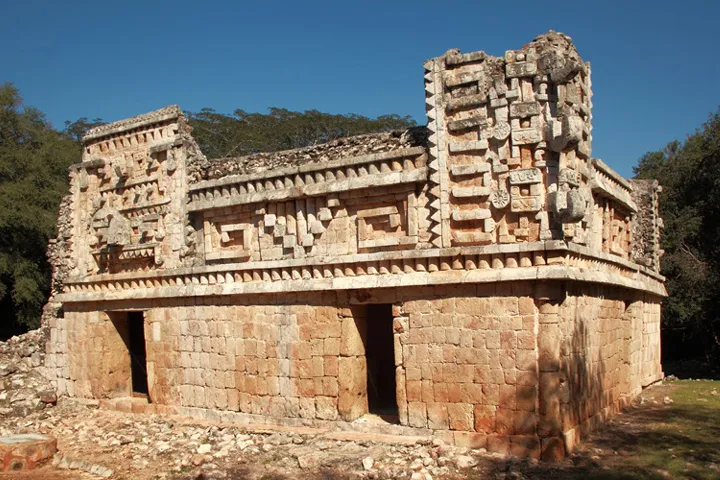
xmin=187 ymin=107 xmax=417 ymax=159
xmin=0 ymin=83 xmax=85 ymax=336
xmin=63 ymin=117 xmax=104 ymax=143
xmin=634 ymin=109 xmax=720 ymax=362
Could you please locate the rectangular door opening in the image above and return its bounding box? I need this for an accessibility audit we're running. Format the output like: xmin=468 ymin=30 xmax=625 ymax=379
xmin=127 ymin=311 xmax=149 ymax=397
xmin=365 ymin=304 xmax=398 ymax=419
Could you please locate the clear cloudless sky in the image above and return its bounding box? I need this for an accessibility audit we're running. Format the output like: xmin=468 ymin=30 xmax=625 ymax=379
xmin=2 ymin=0 xmax=719 ymax=177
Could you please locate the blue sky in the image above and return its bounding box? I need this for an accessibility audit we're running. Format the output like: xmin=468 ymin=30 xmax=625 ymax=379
xmin=3 ymin=0 xmax=719 ymax=177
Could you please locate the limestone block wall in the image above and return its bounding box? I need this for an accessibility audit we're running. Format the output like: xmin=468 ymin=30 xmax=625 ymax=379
xmin=46 ymin=282 xmax=663 ymax=459
xmin=641 ymin=301 xmax=662 ymax=386
xmin=53 ymin=294 xmax=367 ymax=422
xmin=47 ymin=309 xmax=131 ymax=399
xmin=395 ymin=283 xmax=544 ymax=456
xmin=538 ymin=284 xmax=663 ymax=451
xmin=143 ymin=296 xmax=350 ymax=420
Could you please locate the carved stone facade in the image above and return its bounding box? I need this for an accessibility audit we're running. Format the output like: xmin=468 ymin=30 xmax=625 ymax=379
xmin=44 ymin=32 xmax=665 ymax=460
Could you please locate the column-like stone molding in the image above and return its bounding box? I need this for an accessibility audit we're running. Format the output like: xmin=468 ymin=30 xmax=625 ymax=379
xmin=424 ymin=58 xmax=450 ymax=248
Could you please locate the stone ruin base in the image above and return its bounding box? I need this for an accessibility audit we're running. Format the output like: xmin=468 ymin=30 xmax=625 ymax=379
xmin=46 ymin=281 xmax=664 ymax=461
xmin=94 ymin=384 xmax=657 ymax=462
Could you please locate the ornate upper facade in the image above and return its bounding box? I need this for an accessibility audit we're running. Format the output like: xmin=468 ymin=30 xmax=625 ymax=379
xmin=52 ymin=31 xmax=665 ymax=305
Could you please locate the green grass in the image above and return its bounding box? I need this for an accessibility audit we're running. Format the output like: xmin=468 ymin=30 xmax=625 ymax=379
xmin=506 ymin=380 xmax=720 ymax=480
xmin=624 ymin=380 xmax=720 ymax=480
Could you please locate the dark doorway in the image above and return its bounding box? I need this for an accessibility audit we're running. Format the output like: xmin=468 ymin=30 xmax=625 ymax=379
xmin=127 ymin=311 xmax=149 ymax=396
xmin=365 ymin=304 xmax=398 ymax=416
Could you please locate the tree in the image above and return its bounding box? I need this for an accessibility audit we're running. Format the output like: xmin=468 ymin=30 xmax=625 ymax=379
xmin=634 ymin=109 xmax=720 ymax=363
xmin=187 ymin=107 xmax=417 ymax=159
xmin=63 ymin=117 xmax=104 ymax=143
xmin=0 ymin=83 xmax=81 ymax=337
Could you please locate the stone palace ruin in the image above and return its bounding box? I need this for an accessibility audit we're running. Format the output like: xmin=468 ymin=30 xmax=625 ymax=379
xmin=42 ymin=32 xmax=665 ymax=460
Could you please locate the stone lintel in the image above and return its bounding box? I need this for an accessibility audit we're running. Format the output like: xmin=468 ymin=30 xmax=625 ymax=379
xmin=444 ymin=50 xmax=487 ymax=66
xmin=148 ymin=138 xmax=184 ymax=154
xmin=69 ymin=158 xmax=106 ymax=171
xmin=588 ymin=176 xmax=638 ymax=213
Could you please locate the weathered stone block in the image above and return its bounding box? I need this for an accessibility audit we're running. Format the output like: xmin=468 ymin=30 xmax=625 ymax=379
xmin=340 ymin=317 xmax=365 ymax=356
xmin=448 ymin=403 xmax=473 ymax=431
xmin=0 ymin=434 xmax=58 ymax=472
xmin=474 ymin=404 xmax=496 ymax=433
xmin=516 ymin=385 xmax=537 ymax=412
xmin=427 ymin=402 xmax=449 ymax=429
xmin=513 ymin=410 xmax=538 ymax=435
xmin=510 ymin=435 xmax=541 ymax=459
xmin=338 ymin=356 xmax=367 ymax=421
xmin=496 ymin=407 xmax=514 ymax=435
xmin=487 ymin=435 xmax=511 ymax=455
xmin=453 ymin=432 xmax=487 ymax=449
xmin=408 ymin=402 xmax=427 ymax=428
xmin=315 ymin=397 xmax=338 ymax=420
xmin=540 ymin=436 xmax=566 ymax=462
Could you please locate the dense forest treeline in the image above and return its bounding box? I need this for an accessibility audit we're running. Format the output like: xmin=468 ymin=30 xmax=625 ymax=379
xmin=633 ymin=110 xmax=720 ymax=363
xmin=1 ymin=82 xmax=718 ymax=364
xmin=187 ymin=108 xmax=417 ymax=159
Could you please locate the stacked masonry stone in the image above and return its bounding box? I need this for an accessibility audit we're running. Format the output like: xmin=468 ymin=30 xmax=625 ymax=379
xmin=42 ymin=31 xmax=665 ymax=461
xmin=629 ymin=179 xmax=663 ymax=270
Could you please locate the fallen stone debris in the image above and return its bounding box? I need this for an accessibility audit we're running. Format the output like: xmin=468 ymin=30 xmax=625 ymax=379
xmin=0 ymin=394 xmax=539 ymax=479
xmin=0 ymin=333 xmax=536 ymax=478
xmin=0 ymin=329 xmax=56 ymax=419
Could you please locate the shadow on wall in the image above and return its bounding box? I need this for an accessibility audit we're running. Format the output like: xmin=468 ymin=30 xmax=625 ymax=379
xmin=562 ymin=287 xmax=635 ymax=446
xmin=533 ymin=284 xmax=656 ymax=459
xmin=479 ymin=382 xmax=720 ymax=479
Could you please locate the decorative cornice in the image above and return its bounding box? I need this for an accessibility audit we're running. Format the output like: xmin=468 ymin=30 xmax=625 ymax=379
xmin=82 ymin=105 xmax=182 ymax=143
xmin=57 ymin=241 xmax=666 ymax=303
xmin=188 ymin=147 xmax=427 ymax=211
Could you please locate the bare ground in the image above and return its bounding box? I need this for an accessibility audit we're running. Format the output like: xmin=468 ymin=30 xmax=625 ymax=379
xmin=1 ymin=379 xmax=718 ymax=480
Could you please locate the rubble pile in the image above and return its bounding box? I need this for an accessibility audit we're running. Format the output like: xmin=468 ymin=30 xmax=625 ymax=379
xmin=190 ymin=126 xmax=428 ymax=182
xmin=0 ymin=329 xmax=57 ymax=418
xmin=0 ymin=399 xmax=531 ymax=479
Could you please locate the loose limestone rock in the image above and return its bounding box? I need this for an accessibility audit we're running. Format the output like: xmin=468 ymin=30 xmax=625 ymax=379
xmin=0 ymin=330 xmax=56 ymax=418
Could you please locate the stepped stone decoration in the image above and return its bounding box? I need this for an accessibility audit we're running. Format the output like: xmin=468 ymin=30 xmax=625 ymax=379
xmin=42 ymin=32 xmax=665 ymax=461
